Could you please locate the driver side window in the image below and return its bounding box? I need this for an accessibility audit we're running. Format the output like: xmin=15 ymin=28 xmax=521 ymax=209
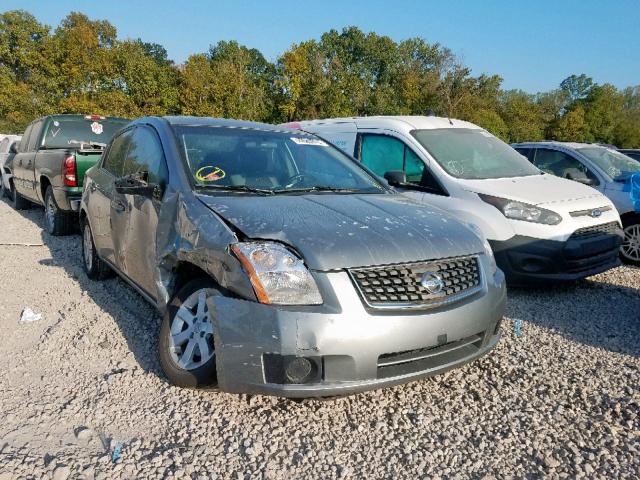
xmin=123 ymin=126 xmax=168 ymax=186
xmin=533 ymin=148 xmax=599 ymax=185
xmin=359 ymin=134 xmax=445 ymax=195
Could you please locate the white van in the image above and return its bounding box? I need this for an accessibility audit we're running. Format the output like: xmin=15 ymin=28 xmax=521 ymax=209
xmin=282 ymin=116 xmax=623 ymax=285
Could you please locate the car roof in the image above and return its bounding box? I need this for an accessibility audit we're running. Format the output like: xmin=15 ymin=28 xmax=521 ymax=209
xmin=294 ymin=115 xmax=482 ymax=133
xmin=162 ymin=116 xmax=296 ymax=133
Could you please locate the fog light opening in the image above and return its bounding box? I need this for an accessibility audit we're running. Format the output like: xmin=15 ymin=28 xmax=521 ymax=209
xmin=285 ymin=357 xmax=316 ymax=384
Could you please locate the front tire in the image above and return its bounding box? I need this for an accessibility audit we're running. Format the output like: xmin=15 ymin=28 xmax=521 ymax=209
xmin=44 ymin=186 xmax=72 ymax=236
xmin=159 ymin=279 xmax=219 ymax=388
xmin=81 ymin=220 xmax=113 ymax=280
xmin=620 ymin=215 xmax=640 ymax=266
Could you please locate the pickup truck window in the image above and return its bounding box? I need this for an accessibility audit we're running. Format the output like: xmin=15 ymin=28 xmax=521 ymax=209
xmin=42 ymin=117 xmax=129 ymax=149
xmin=122 ymin=127 xmax=168 ymax=185
xmin=27 ymin=120 xmax=43 ymax=151
xmin=103 ymin=130 xmax=132 ymax=176
xmin=19 ymin=124 xmax=33 ymax=153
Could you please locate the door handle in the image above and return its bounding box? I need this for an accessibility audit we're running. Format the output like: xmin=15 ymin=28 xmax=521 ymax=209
xmin=111 ymin=200 xmax=126 ymax=213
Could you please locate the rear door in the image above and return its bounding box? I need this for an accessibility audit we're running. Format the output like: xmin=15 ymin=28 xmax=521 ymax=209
xmin=21 ymin=120 xmax=44 ymax=201
xmin=13 ymin=123 xmax=34 ymax=194
xmin=111 ymin=125 xmax=168 ymax=297
xmin=88 ymin=129 xmax=132 ymax=264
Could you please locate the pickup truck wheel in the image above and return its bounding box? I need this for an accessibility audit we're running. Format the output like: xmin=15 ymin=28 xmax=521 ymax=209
xmin=81 ymin=220 xmax=113 ymax=280
xmin=10 ymin=183 xmax=30 ymax=210
xmin=621 ymin=216 xmax=640 ymax=266
xmin=159 ymin=279 xmax=219 ymax=388
xmin=44 ymin=186 xmax=72 ymax=236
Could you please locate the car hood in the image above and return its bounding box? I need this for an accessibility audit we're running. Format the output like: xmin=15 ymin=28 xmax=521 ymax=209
xmin=458 ymin=174 xmax=602 ymax=206
xmin=197 ymin=193 xmax=483 ymax=271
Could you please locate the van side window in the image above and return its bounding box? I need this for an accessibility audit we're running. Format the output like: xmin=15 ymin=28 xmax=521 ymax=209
xmin=514 ymin=147 xmax=535 ymax=162
xmin=533 ymin=148 xmax=599 ymax=185
xmin=359 ymin=134 xmax=445 ymax=195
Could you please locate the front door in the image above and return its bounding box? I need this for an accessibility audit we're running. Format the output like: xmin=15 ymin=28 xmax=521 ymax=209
xmin=111 ymin=125 xmax=168 ymax=297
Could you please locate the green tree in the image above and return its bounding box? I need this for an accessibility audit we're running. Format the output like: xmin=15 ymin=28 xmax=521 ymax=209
xmin=560 ymin=74 xmax=594 ymax=102
xmin=549 ymin=104 xmax=589 ymax=141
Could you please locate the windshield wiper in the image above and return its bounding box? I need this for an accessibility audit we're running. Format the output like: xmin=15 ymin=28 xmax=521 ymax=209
xmin=196 ymin=184 xmax=275 ymax=195
xmin=272 ymin=186 xmax=362 ymax=194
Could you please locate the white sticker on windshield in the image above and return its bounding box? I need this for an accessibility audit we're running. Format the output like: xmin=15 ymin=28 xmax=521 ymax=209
xmin=291 ymin=137 xmax=328 ymax=146
xmin=91 ymin=122 xmax=103 ymax=135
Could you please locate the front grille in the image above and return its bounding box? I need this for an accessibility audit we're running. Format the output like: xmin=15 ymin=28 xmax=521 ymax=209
xmin=349 ymin=256 xmax=481 ymax=309
xmin=571 ymin=221 xmax=621 ymax=240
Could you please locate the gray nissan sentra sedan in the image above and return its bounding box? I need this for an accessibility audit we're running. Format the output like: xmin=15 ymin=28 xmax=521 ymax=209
xmin=80 ymin=116 xmax=506 ymax=397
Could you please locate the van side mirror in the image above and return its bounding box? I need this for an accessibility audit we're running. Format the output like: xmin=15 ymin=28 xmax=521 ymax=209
xmin=9 ymin=143 xmax=18 ymax=154
xmin=384 ymin=170 xmax=406 ymax=187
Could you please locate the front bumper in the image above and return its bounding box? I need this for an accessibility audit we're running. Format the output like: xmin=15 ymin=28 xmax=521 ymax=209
xmin=207 ymin=263 xmax=506 ymax=397
xmin=491 ymin=231 xmax=622 ymax=286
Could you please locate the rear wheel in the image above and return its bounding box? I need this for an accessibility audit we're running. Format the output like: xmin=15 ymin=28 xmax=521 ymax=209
xmin=10 ymin=182 xmax=29 ymax=210
xmin=158 ymin=279 xmax=219 ymax=388
xmin=621 ymin=216 xmax=640 ymax=266
xmin=44 ymin=186 xmax=72 ymax=236
xmin=81 ymin=220 xmax=113 ymax=279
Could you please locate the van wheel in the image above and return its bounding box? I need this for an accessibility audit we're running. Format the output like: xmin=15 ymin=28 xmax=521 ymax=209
xmin=10 ymin=182 xmax=29 ymax=210
xmin=621 ymin=215 xmax=640 ymax=266
xmin=44 ymin=186 xmax=72 ymax=236
xmin=159 ymin=279 xmax=219 ymax=388
xmin=81 ymin=220 xmax=113 ymax=279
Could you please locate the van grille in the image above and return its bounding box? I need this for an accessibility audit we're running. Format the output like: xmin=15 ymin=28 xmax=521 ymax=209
xmin=571 ymin=221 xmax=621 ymax=240
xmin=348 ymin=256 xmax=481 ymax=309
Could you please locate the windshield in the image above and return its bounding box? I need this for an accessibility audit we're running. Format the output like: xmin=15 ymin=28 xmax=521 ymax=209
xmin=577 ymin=147 xmax=640 ymax=181
xmin=173 ymin=126 xmax=385 ymax=194
xmin=43 ymin=117 xmax=130 ymax=149
xmin=411 ymin=128 xmax=541 ymax=180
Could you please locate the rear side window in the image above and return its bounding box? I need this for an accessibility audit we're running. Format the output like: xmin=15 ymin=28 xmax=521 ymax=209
xmin=0 ymin=138 xmax=8 ymax=153
xmin=27 ymin=120 xmax=43 ymax=151
xmin=122 ymin=126 xmax=168 ymax=186
xmin=103 ymin=131 xmax=132 ymax=176
xmin=514 ymin=147 xmax=535 ymax=162
xmin=19 ymin=124 xmax=34 ymax=152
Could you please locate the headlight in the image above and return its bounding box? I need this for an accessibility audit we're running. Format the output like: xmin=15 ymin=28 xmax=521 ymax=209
xmin=478 ymin=194 xmax=562 ymax=225
xmin=231 ymin=242 xmax=322 ymax=305
xmin=466 ymin=222 xmax=498 ymax=275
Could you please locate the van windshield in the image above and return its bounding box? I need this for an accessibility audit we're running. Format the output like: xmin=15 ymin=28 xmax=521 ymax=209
xmin=576 ymin=147 xmax=640 ymax=181
xmin=411 ymin=128 xmax=541 ymax=180
xmin=173 ymin=126 xmax=385 ymax=194
xmin=43 ymin=117 xmax=130 ymax=149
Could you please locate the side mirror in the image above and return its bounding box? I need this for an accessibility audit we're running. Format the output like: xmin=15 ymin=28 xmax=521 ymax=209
xmin=383 ymin=170 xmax=407 ymax=187
xmin=114 ymin=172 xmax=157 ymax=197
xmin=9 ymin=144 xmax=18 ymax=154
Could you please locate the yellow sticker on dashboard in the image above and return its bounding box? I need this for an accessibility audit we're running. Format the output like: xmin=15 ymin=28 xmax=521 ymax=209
xmin=196 ymin=166 xmax=226 ymax=182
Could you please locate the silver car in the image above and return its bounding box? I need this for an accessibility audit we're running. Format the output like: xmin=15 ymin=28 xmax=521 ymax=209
xmin=0 ymin=134 xmax=21 ymax=198
xmin=513 ymin=142 xmax=640 ymax=265
xmin=80 ymin=117 xmax=506 ymax=397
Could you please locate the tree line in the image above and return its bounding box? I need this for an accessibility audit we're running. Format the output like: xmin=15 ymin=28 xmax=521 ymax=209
xmin=1 ymin=10 xmax=639 ymax=147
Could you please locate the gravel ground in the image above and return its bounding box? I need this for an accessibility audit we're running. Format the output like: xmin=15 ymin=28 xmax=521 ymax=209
xmin=0 ymin=197 xmax=638 ymax=480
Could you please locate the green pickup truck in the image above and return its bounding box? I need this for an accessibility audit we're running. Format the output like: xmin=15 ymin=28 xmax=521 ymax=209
xmin=10 ymin=114 xmax=130 ymax=235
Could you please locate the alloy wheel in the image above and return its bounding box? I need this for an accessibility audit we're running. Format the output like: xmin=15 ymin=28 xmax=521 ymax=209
xmin=168 ymin=289 xmax=216 ymax=371
xmin=621 ymin=224 xmax=640 ymax=262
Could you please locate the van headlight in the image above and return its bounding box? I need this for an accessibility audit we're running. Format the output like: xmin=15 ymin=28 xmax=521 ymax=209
xmin=231 ymin=242 xmax=323 ymax=305
xmin=479 ymin=194 xmax=562 ymax=225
